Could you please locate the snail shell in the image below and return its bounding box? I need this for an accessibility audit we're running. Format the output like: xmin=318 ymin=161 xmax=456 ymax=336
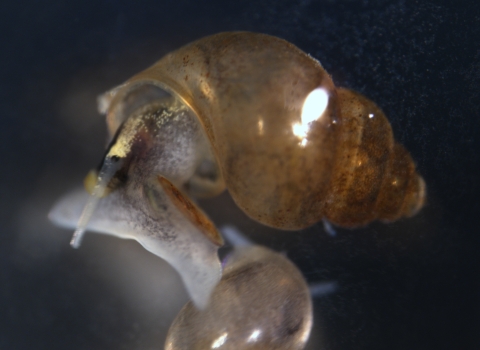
xmin=165 ymin=245 xmax=313 ymax=350
xmin=102 ymin=31 xmax=425 ymax=229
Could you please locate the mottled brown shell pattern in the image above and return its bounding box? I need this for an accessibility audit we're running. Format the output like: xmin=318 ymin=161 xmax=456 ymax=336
xmin=104 ymin=31 xmax=425 ymax=229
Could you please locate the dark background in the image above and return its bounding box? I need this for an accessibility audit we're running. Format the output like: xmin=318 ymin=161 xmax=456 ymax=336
xmin=1 ymin=0 xmax=479 ymax=349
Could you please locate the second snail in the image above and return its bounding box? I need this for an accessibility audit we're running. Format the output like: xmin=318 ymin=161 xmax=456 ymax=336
xmin=165 ymin=241 xmax=313 ymax=350
xmin=50 ymin=32 xmax=426 ymax=309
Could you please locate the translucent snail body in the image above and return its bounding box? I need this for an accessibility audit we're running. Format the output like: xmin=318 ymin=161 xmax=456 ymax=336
xmin=49 ymin=97 xmax=224 ymax=308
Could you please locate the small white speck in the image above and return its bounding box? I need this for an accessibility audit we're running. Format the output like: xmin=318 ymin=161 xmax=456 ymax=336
xmin=212 ymin=333 xmax=228 ymax=348
xmin=247 ymin=330 xmax=261 ymax=343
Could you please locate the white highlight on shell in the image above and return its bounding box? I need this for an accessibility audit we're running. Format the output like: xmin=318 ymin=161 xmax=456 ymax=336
xmin=211 ymin=332 xmax=228 ymax=348
xmin=258 ymin=119 xmax=264 ymax=135
xmin=247 ymin=329 xmax=262 ymax=343
xmin=292 ymin=87 xmax=329 ymax=146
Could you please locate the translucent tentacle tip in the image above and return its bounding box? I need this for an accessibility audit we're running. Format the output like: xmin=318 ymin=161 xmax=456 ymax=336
xmin=71 ymin=156 xmax=123 ymax=248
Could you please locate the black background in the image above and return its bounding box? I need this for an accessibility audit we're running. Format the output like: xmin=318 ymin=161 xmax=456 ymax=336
xmin=1 ymin=0 xmax=479 ymax=349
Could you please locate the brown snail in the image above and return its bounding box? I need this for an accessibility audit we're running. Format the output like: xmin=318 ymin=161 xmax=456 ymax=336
xmin=99 ymin=31 xmax=425 ymax=229
xmin=165 ymin=244 xmax=313 ymax=350
xmin=49 ymin=31 xmax=426 ymax=308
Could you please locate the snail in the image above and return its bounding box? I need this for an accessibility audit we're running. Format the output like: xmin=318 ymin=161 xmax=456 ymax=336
xmin=164 ymin=226 xmax=336 ymax=350
xmin=165 ymin=244 xmax=313 ymax=350
xmin=49 ymin=31 xmax=426 ymax=308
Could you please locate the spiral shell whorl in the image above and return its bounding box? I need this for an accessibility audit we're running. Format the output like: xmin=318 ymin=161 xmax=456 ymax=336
xmin=324 ymin=88 xmax=426 ymax=226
